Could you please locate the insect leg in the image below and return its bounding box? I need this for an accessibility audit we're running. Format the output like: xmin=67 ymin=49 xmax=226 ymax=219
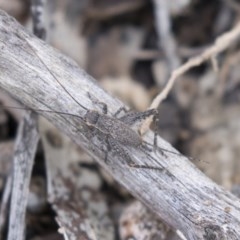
xmin=113 ymin=107 xmax=128 ymax=118
xmin=153 ymin=113 xmax=159 ymax=153
xmin=87 ymin=92 xmax=108 ymax=114
xmin=107 ymin=137 xmax=135 ymax=166
xmin=141 ymin=141 xmax=167 ymax=158
xmin=119 ymin=109 xmax=157 ymax=126
xmin=104 ymin=137 xmax=111 ymax=163
xmin=107 ymin=137 xmax=164 ymax=170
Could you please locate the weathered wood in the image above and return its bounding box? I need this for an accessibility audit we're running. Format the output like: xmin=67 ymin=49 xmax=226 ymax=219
xmin=0 ymin=10 xmax=240 ymax=239
xmin=40 ymin=118 xmax=115 ymax=240
xmin=0 ymin=141 xmax=14 ymax=240
xmin=7 ymin=111 xmax=39 ymax=240
xmin=0 ymin=172 xmax=12 ymax=240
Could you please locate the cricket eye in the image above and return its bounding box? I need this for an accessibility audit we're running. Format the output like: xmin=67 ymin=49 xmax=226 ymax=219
xmin=85 ymin=111 xmax=99 ymax=125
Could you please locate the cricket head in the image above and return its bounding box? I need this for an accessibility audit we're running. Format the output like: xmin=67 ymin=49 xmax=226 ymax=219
xmin=84 ymin=110 xmax=99 ymax=126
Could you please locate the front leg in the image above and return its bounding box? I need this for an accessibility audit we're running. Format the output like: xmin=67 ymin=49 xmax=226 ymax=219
xmin=87 ymin=92 xmax=108 ymax=114
xmin=113 ymin=107 xmax=128 ymax=118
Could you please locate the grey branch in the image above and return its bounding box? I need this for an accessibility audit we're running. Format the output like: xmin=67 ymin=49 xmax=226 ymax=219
xmin=7 ymin=2 xmax=44 ymax=239
xmin=0 ymin=141 xmax=14 ymax=239
xmin=40 ymin=118 xmax=114 ymax=240
xmin=7 ymin=112 xmax=39 ymax=240
xmin=0 ymin=171 xmax=12 ymax=240
xmin=0 ymin=10 xmax=240 ymax=240
xmin=152 ymin=0 xmax=180 ymax=71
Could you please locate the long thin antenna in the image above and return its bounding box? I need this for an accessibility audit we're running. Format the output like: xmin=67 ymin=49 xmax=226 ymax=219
xmin=2 ymin=105 xmax=84 ymax=121
xmin=30 ymin=0 xmax=87 ymax=112
xmin=39 ymin=57 xmax=88 ymax=111
xmin=25 ymin=39 xmax=88 ymax=111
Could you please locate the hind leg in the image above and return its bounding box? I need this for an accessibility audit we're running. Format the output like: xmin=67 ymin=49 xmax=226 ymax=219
xmin=119 ymin=109 xmax=157 ymax=127
xmin=107 ymin=137 xmax=163 ymax=170
xmin=141 ymin=140 xmax=167 ymax=158
xmin=107 ymin=137 xmax=135 ymax=166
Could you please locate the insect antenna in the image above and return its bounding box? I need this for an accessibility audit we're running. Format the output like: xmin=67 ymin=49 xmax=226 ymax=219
xmin=1 ymin=105 xmax=84 ymax=121
xmin=23 ymin=38 xmax=88 ymax=112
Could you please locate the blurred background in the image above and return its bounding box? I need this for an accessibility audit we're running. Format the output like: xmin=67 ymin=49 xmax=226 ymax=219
xmin=0 ymin=0 xmax=240 ymax=239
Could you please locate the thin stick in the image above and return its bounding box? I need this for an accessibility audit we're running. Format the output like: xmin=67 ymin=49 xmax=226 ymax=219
xmin=7 ymin=2 xmax=45 ymax=239
xmin=7 ymin=112 xmax=39 ymax=240
xmin=140 ymin=21 xmax=240 ymax=134
xmin=152 ymin=0 xmax=180 ymax=71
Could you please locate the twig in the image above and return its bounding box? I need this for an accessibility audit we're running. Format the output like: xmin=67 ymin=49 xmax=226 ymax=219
xmin=1 ymin=10 xmax=240 ymax=239
xmin=152 ymin=0 xmax=180 ymax=72
xmin=31 ymin=0 xmax=46 ymax=40
xmin=7 ymin=112 xmax=39 ymax=240
xmin=86 ymin=0 xmax=146 ymax=20
xmin=0 ymin=174 xmax=12 ymax=240
xmin=140 ymin=21 xmax=240 ymax=134
xmin=40 ymin=118 xmax=114 ymax=240
xmin=217 ymin=50 xmax=240 ymax=97
xmin=0 ymin=141 xmax=14 ymax=240
xmin=7 ymin=2 xmax=45 ymax=239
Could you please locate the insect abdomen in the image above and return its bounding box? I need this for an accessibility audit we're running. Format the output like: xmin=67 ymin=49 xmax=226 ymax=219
xmin=111 ymin=121 xmax=142 ymax=147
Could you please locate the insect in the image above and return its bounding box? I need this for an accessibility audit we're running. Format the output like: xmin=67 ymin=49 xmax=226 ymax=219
xmin=2 ymin=35 xmax=190 ymax=170
xmin=4 ymin=99 xmax=164 ymax=170
xmin=83 ymin=92 xmax=159 ymax=166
